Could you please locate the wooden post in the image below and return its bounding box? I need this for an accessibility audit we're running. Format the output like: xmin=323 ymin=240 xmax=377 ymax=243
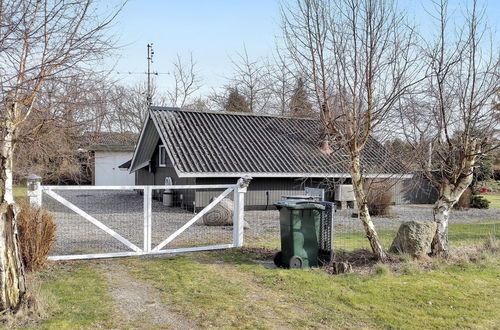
xmin=233 ymin=176 xmax=252 ymax=247
xmin=26 ymin=174 xmax=42 ymax=207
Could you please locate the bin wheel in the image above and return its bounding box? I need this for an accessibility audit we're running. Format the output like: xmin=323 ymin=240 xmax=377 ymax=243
xmin=273 ymin=251 xmax=283 ymax=268
xmin=289 ymin=256 xmax=303 ymax=269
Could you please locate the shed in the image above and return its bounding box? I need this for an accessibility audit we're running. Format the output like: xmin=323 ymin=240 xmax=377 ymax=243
xmin=87 ymin=132 xmax=138 ymax=186
xmin=128 ymin=107 xmax=411 ymax=210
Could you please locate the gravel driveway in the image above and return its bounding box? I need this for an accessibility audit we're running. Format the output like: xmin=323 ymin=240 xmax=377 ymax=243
xmin=43 ymin=190 xmax=499 ymax=256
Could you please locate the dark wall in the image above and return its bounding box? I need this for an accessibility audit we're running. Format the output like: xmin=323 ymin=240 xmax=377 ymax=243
xmin=135 ymin=140 xmax=195 ymax=208
xmin=195 ymin=177 xmax=328 ymax=210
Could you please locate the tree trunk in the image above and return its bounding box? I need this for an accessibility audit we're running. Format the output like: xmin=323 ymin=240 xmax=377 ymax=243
xmin=430 ymin=196 xmax=452 ymax=253
xmin=0 ymin=130 xmax=14 ymax=204
xmin=0 ymin=127 xmax=26 ymax=312
xmin=0 ymin=204 xmax=26 ymax=312
xmin=431 ymin=177 xmax=473 ymax=255
xmin=350 ymin=154 xmax=387 ymax=261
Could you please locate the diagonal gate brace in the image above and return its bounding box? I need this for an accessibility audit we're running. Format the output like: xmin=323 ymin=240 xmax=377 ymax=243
xmin=44 ymin=189 xmax=142 ymax=252
xmin=152 ymin=187 xmax=234 ymax=252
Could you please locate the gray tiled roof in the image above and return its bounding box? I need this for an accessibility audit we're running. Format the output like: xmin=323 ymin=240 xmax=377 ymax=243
xmin=84 ymin=132 xmax=138 ymax=151
xmin=145 ymin=107 xmax=406 ymax=177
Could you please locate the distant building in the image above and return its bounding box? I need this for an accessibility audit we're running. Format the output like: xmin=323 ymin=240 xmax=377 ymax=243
xmin=86 ymin=132 xmax=137 ymax=186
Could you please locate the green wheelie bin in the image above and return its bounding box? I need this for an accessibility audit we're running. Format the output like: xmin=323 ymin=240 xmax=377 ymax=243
xmin=273 ymin=200 xmax=326 ymax=269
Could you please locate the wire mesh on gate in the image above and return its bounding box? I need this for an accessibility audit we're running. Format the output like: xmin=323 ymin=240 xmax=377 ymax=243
xmin=150 ymin=187 xmax=234 ymax=250
xmin=42 ymin=188 xmax=144 ymax=256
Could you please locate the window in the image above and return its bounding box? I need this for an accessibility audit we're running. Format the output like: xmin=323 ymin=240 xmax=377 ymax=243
xmin=158 ymin=145 xmax=167 ymax=167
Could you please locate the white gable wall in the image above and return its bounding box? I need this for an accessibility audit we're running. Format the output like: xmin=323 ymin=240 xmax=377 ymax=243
xmin=94 ymin=151 xmax=135 ymax=186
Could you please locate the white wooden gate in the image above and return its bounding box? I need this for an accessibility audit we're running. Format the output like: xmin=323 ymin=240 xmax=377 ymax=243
xmin=39 ymin=178 xmax=250 ymax=261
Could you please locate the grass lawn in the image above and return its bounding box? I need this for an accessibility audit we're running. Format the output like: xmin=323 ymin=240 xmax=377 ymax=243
xmin=24 ymin=263 xmax=114 ymax=330
xmin=121 ymin=249 xmax=500 ymax=329
xmin=10 ymin=221 xmax=499 ymax=329
xmin=334 ymin=221 xmax=500 ymax=252
xmin=483 ymin=194 xmax=500 ymax=208
xmin=13 ymin=185 xmax=27 ymax=203
xmin=249 ymin=221 xmax=500 ymax=252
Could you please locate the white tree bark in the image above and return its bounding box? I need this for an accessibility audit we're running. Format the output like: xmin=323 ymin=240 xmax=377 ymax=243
xmin=1 ymin=131 xmax=15 ymax=204
xmin=431 ymin=173 xmax=474 ymax=254
xmin=351 ymin=153 xmax=387 ymax=261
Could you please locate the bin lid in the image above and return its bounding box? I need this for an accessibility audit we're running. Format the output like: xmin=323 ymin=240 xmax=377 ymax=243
xmin=274 ymin=200 xmax=325 ymax=211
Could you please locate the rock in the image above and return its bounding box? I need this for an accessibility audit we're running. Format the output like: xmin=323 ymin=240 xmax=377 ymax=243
xmin=202 ymin=198 xmax=250 ymax=228
xmin=389 ymin=221 xmax=437 ymax=257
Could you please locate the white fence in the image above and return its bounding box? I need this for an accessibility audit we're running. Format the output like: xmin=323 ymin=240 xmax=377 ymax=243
xmin=33 ymin=177 xmax=251 ymax=261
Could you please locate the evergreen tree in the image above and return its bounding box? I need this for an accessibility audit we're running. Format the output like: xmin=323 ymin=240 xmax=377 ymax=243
xmin=224 ymin=88 xmax=251 ymax=113
xmin=289 ymin=78 xmax=313 ymax=117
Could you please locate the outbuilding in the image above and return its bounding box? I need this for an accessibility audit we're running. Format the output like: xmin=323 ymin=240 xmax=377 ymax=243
xmin=88 ymin=132 xmax=138 ymax=186
xmin=128 ymin=107 xmax=413 ymax=210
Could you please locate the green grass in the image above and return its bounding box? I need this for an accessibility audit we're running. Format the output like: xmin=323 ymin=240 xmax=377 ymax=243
xmin=28 ymin=263 xmax=114 ymax=329
xmin=121 ymin=249 xmax=500 ymax=329
xmin=483 ymin=194 xmax=500 ymax=208
xmin=13 ymin=186 xmax=26 ymax=203
xmin=18 ymin=231 xmax=500 ymax=329
xmin=333 ymin=221 xmax=500 ymax=252
xmin=11 ymin=220 xmax=499 ymax=329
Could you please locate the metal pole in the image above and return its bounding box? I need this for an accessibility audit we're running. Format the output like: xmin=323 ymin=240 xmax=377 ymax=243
xmin=147 ymin=43 xmax=154 ymax=106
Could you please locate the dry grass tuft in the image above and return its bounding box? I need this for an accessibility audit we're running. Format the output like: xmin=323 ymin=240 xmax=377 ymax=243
xmin=17 ymin=203 xmax=56 ymax=272
xmin=0 ymin=274 xmax=56 ymax=327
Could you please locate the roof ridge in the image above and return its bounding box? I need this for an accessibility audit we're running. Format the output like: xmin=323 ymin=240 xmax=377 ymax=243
xmin=148 ymin=106 xmax=318 ymax=121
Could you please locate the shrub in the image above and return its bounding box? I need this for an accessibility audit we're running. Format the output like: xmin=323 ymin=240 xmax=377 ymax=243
xmin=471 ymin=195 xmax=490 ymax=209
xmin=17 ymin=203 xmax=56 ymax=272
xmin=366 ymin=184 xmax=393 ymax=216
xmin=454 ymin=187 xmax=472 ymax=209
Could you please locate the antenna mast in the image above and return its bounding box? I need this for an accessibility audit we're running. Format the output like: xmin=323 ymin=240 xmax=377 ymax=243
xmin=147 ymin=43 xmax=154 ymax=106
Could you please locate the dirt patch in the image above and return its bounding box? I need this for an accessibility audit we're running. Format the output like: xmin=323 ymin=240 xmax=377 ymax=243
xmin=100 ymin=262 xmax=198 ymax=329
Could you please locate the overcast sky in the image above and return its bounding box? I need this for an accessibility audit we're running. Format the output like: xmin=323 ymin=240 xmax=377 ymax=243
xmin=105 ymin=0 xmax=500 ymax=100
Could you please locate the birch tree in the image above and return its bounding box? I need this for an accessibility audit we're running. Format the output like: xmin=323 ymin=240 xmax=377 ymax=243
xmin=399 ymin=0 xmax=499 ymax=254
xmin=0 ymin=0 xmax=121 ymax=312
xmin=282 ymin=0 xmax=421 ymax=260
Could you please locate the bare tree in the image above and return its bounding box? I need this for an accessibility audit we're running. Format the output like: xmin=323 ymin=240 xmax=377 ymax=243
xmin=166 ymin=53 xmax=201 ymax=108
xmin=0 ymin=0 xmax=122 ymax=312
xmin=268 ymin=50 xmax=296 ymax=115
xmin=282 ymin=0 xmax=421 ymax=260
xmin=229 ymin=47 xmax=272 ymax=113
xmin=289 ymin=77 xmax=314 ymax=118
xmin=112 ymin=81 xmax=154 ymax=133
xmin=224 ymin=87 xmax=251 ymax=113
xmin=399 ymin=0 xmax=499 ymax=254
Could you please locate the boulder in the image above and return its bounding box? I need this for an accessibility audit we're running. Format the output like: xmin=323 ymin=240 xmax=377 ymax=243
xmin=202 ymin=198 xmax=249 ymax=228
xmin=389 ymin=221 xmax=437 ymax=257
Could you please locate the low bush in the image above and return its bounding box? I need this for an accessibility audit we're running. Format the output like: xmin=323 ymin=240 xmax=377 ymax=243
xmin=454 ymin=187 xmax=472 ymax=209
xmin=471 ymin=195 xmax=490 ymax=209
xmin=366 ymin=184 xmax=393 ymax=216
xmin=17 ymin=203 xmax=56 ymax=272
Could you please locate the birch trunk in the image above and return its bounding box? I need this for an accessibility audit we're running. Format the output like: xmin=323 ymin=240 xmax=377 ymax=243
xmin=351 ymin=154 xmax=387 ymax=261
xmin=0 ymin=123 xmax=27 ymax=312
xmin=431 ymin=176 xmax=473 ymax=255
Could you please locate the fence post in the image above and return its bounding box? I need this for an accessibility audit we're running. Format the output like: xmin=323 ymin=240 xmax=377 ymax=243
xmin=143 ymin=186 xmax=152 ymax=252
xmin=26 ymin=174 xmax=42 ymax=207
xmin=233 ymin=176 xmax=252 ymax=247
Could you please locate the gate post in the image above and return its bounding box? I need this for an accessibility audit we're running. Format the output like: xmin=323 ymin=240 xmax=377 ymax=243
xmin=233 ymin=176 xmax=252 ymax=247
xmin=143 ymin=186 xmax=152 ymax=252
xmin=26 ymin=174 xmax=42 ymax=207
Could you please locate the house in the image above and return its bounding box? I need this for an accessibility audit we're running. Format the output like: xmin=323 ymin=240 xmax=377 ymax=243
xmin=86 ymin=132 xmax=138 ymax=185
xmin=127 ymin=107 xmax=414 ymax=210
